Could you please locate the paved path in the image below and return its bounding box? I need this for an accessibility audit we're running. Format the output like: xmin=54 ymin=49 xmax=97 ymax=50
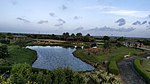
xmin=118 ymin=48 xmax=150 ymax=84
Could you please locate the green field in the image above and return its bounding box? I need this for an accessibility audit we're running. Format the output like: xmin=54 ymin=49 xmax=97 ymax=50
xmin=142 ymin=59 xmax=150 ymax=74
xmin=73 ymin=46 xmax=147 ymax=64
xmin=5 ymin=45 xmax=37 ymax=65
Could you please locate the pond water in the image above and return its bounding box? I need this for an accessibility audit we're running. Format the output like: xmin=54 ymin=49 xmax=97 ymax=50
xmin=26 ymin=46 xmax=95 ymax=71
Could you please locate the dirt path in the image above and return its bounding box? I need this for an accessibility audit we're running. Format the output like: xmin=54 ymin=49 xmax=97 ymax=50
xmin=118 ymin=56 xmax=147 ymax=84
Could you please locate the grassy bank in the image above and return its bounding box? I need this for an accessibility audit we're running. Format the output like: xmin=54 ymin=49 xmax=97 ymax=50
xmin=134 ymin=58 xmax=150 ymax=83
xmin=5 ymin=45 xmax=37 ymax=65
xmin=73 ymin=46 xmax=147 ymax=74
xmin=73 ymin=46 xmax=146 ymax=64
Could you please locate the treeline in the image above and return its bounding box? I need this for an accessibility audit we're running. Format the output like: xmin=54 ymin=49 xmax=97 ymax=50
xmin=26 ymin=32 xmax=95 ymax=42
xmin=0 ymin=32 xmax=95 ymax=42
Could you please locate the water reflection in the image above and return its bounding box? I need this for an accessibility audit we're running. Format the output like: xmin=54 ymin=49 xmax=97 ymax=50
xmin=26 ymin=46 xmax=95 ymax=71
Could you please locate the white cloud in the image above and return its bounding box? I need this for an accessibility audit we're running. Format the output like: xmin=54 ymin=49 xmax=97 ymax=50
xmin=83 ymin=5 xmax=150 ymax=18
xmin=104 ymin=10 xmax=150 ymax=18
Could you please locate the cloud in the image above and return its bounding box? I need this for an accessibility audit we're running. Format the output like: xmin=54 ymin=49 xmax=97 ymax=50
xmin=74 ymin=16 xmax=81 ymax=20
xmin=83 ymin=5 xmax=116 ymax=11
xmin=74 ymin=27 xmax=84 ymax=31
xmin=104 ymin=10 xmax=150 ymax=18
xmin=61 ymin=5 xmax=67 ymax=10
xmin=89 ymin=26 xmax=135 ymax=32
xmin=83 ymin=5 xmax=150 ymax=18
xmin=148 ymin=22 xmax=150 ymax=25
xmin=49 ymin=12 xmax=56 ymax=17
xmin=11 ymin=0 xmax=17 ymax=5
xmin=142 ymin=21 xmax=147 ymax=25
xmin=54 ymin=18 xmax=66 ymax=27
xmin=54 ymin=23 xmax=63 ymax=27
xmin=115 ymin=18 xmax=126 ymax=26
xmin=37 ymin=20 xmax=48 ymax=24
xmin=148 ymin=15 xmax=150 ymax=18
xmin=132 ymin=21 xmax=141 ymax=25
xmin=16 ymin=17 xmax=30 ymax=23
xmin=58 ymin=18 xmax=66 ymax=24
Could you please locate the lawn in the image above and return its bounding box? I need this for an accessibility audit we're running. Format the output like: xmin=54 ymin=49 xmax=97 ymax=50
xmin=5 ymin=45 xmax=37 ymax=65
xmin=73 ymin=46 xmax=147 ymax=64
xmin=142 ymin=59 xmax=150 ymax=74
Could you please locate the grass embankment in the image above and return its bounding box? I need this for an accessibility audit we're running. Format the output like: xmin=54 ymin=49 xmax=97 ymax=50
xmin=134 ymin=58 xmax=150 ymax=83
xmin=74 ymin=46 xmax=146 ymax=64
xmin=6 ymin=45 xmax=37 ymax=65
xmin=73 ymin=46 xmax=147 ymax=75
xmin=142 ymin=59 xmax=150 ymax=74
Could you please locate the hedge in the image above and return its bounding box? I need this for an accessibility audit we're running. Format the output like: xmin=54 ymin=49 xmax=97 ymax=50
xmin=108 ymin=60 xmax=119 ymax=75
xmin=0 ymin=66 xmax=48 ymax=73
xmin=108 ymin=55 xmax=124 ymax=75
xmin=133 ymin=58 xmax=150 ymax=83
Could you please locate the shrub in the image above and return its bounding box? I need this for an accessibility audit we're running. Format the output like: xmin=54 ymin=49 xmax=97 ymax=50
xmin=108 ymin=60 xmax=119 ymax=75
xmin=10 ymin=63 xmax=32 ymax=84
xmin=0 ymin=45 xmax=9 ymax=58
xmin=0 ymin=66 xmax=12 ymax=73
xmin=134 ymin=58 xmax=150 ymax=83
xmin=1 ymin=64 xmax=85 ymax=84
xmin=0 ymin=40 xmax=10 ymax=44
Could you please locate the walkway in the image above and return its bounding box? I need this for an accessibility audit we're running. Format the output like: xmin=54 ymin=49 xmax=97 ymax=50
xmin=118 ymin=48 xmax=150 ymax=84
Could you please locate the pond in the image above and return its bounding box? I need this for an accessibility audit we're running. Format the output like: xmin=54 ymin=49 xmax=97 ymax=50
xmin=26 ymin=46 xmax=95 ymax=71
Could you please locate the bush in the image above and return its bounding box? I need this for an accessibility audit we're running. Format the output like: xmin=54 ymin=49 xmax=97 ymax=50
xmin=108 ymin=60 xmax=119 ymax=75
xmin=133 ymin=58 xmax=150 ymax=83
xmin=0 ymin=45 xmax=9 ymax=58
xmin=1 ymin=64 xmax=85 ymax=84
xmin=0 ymin=66 xmax=12 ymax=73
xmin=0 ymin=39 xmax=10 ymax=44
xmin=10 ymin=63 xmax=32 ymax=84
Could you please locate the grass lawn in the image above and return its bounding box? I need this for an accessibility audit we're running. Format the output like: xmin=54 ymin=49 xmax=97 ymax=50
xmin=142 ymin=59 xmax=150 ymax=74
xmin=5 ymin=45 xmax=37 ymax=65
xmin=73 ymin=46 xmax=147 ymax=64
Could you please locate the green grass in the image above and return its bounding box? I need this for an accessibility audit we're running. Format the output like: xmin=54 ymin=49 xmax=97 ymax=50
xmin=134 ymin=58 xmax=150 ymax=83
xmin=142 ymin=59 xmax=150 ymax=74
xmin=5 ymin=45 xmax=37 ymax=65
xmin=73 ymin=46 xmax=147 ymax=75
xmin=73 ymin=46 xmax=146 ymax=63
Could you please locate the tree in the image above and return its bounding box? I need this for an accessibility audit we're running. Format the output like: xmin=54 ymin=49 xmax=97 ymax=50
xmin=103 ymin=36 xmax=110 ymax=41
xmin=76 ymin=33 xmax=82 ymax=41
xmin=117 ymin=37 xmax=126 ymax=41
xmin=103 ymin=42 xmax=110 ymax=49
xmin=7 ymin=33 xmax=13 ymax=40
xmin=0 ymin=45 xmax=9 ymax=58
xmin=86 ymin=33 xmax=90 ymax=37
xmin=76 ymin=33 xmax=82 ymax=37
xmin=62 ymin=32 xmax=70 ymax=40
xmin=71 ymin=33 xmax=75 ymax=37
xmin=0 ymin=33 xmax=6 ymax=39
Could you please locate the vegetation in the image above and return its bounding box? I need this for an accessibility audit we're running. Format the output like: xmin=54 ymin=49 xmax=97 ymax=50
xmin=108 ymin=60 xmax=119 ymax=75
xmin=73 ymin=45 xmax=147 ymax=75
xmin=143 ymin=40 xmax=150 ymax=46
xmin=0 ymin=32 xmax=149 ymax=83
xmin=5 ymin=45 xmax=36 ymax=65
xmin=133 ymin=58 xmax=150 ymax=83
xmin=0 ymin=63 xmax=120 ymax=84
xmin=0 ymin=45 xmax=9 ymax=59
xmin=141 ymin=59 xmax=150 ymax=74
xmin=74 ymin=46 xmax=146 ymax=63
xmin=82 ymin=70 xmax=120 ymax=84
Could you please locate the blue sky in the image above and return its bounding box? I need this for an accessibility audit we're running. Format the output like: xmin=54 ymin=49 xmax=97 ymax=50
xmin=0 ymin=0 xmax=150 ymax=37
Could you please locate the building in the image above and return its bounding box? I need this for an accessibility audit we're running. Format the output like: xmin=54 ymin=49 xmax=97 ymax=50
xmin=124 ymin=40 xmax=143 ymax=47
xmin=13 ymin=35 xmax=27 ymax=41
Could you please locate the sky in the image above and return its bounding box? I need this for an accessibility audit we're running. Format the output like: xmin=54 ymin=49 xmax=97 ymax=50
xmin=0 ymin=0 xmax=150 ymax=38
